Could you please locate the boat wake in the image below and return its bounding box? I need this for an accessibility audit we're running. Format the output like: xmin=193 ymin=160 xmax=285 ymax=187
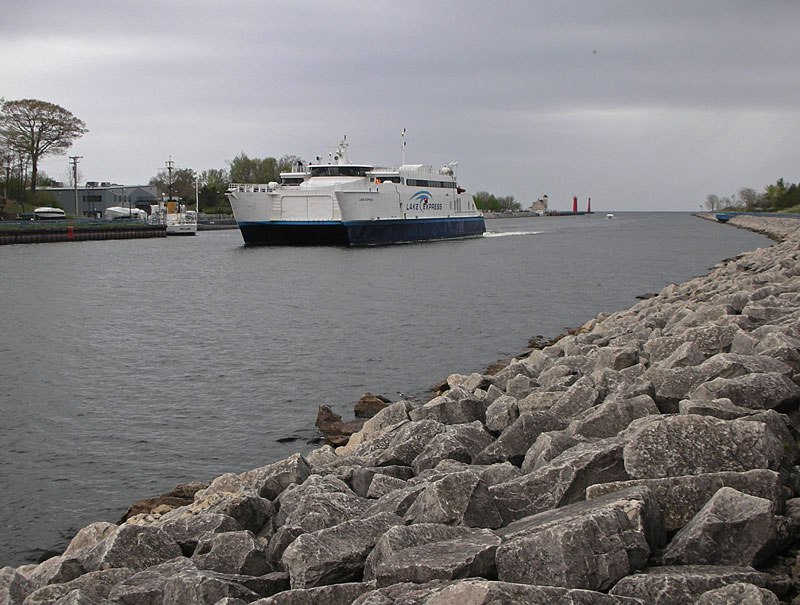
xmin=483 ymin=230 xmax=544 ymax=238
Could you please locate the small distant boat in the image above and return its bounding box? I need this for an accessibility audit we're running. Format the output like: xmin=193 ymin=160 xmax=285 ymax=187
xmin=605 ymin=213 xmax=614 ymax=220
xmin=104 ymin=206 xmax=147 ymax=220
xmin=147 ymin=159 xmax=198 ymax=235
xmin=33 ymin=207 xmax=66 ymax=220
xmin=716 ymin=213 xmax=731 ymax=223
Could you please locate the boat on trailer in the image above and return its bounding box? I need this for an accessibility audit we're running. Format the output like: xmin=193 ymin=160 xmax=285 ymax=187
xmin=33 ymin=207 xmax=66 ymax=220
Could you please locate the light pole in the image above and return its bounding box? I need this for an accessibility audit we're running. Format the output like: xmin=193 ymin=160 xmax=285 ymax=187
xmin=69 ymin=156 xmax=82 ymax=216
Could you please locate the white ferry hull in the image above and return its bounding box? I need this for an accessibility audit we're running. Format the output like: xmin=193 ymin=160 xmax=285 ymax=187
xmin=334 ymin=187 xmax=485 ymax=246
xmin=227 ymin=186 xmax=347 ymax=246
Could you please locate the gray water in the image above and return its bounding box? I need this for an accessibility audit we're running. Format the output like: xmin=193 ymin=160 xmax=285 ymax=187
xmin=0 ymin=213 xmax=771 ymax=565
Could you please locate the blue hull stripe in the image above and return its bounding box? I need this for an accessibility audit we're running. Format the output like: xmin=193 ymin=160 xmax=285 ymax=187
xmin=236 ymin=217 xmax=485 ymax=246
xmin=344 ymin=216 xmax=485 ymax=246
xmin=238 ymin=221 xmax=349 ymax=246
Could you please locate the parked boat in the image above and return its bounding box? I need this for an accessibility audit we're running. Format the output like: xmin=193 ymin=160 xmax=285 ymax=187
xmin=104 ymin=206 xmax=147 ymax=220
xmin=33 ymin=207 xmax=66 ymax=220
xmin=147 ymin=159 xmax=198 ymax=235
xmin=226 ymin=136 xmax=484 ymax=246
xmin=716 ymin=213 xmax=731 ymax=223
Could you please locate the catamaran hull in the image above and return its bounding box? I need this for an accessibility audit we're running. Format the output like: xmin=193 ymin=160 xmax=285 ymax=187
xmin=238 ymin=221 xmax=350 ymax=246
xmin=343 ymin=216 xmax=485 ymax=246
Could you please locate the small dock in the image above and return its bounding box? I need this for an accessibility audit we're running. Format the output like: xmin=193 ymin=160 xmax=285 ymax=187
xmin=0 ymin=219 xmax=167 ymax=245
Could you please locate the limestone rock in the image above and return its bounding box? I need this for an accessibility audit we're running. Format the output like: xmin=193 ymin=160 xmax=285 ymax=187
xmin=365 ymin=474 xmax=408 ymax=499
xmin=159 ymin=513 xmax=242 ymax=556
xmin=622 ymin=414 xmax=784 ymax=479
xmin=474 ymin=411 xmax=567 ymax=466
xmin=690 ymin=372 xmax=800 ymax=410
xmin=483 ymin=395 xmax=519 ymax=433
xmin=609 ymin=565 xmax=775 ymax=604
xmin=239 ymin=453 xmax=312 ymax=500
xmin=255 ymin=581 xmax=376 ymax=605
xmin=63 ymin=522 xmax=119 ymax=557
xmin=335 ymin=401 xmax=415 ymax=457
xmin=182 ymin=491 xmax=274 ymax=534
xmin=495 ymin=487 xmax=660 ymax=591
xmin=411 ymin=421 xmax=495 ymax=473
xmin=662 ymin=487 xmax=778 ymax=566
xmin=0 ymin=566 xmax=35 ymax=605
xmin=280 ymin=512 xmax=402 ymax=589
xmin=404 ymin=471 xmax=502 ymax=529
xmin=372 ymin=419 xmax=447 ymax=467
xmin=520 ymin=430 xmax=580 ymax=474
xmin=364 ymin=523 xmax=501 ymax=586
xmin=192 ymin=530 xmax=271 ymax=576
xmin=586 ymin=468 xmax=785 ymax=532
xmin=21 ymin=568 xmax=133 ymax=605
xmin=409 ymin=396 xmax=487 ymax=425
xmin=80 ymin=523 xmax=182 ymax=572
xmin=490 ymin=438 xmax=628 ymax=525
xmin=696 ymin=582 xmax=779 ymax=604
xmin=568 ymin=394 xmax=659 ymax=439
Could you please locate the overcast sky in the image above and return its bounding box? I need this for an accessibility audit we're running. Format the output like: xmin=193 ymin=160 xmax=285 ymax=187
xmin=3 ymin=1 xmax=799 ymax=211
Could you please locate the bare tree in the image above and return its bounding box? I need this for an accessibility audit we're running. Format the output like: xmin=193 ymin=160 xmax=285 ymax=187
xmin=0 ymin=99 xmax=88 ymax=197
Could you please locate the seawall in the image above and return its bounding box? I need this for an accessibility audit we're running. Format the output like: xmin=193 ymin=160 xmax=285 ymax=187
xmin=2 ymin=215 xmax=800 ymax=604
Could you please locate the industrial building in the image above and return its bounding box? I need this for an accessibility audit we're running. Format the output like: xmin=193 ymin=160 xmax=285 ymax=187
xmin=44 ymin=182 xmax=159 ymax=218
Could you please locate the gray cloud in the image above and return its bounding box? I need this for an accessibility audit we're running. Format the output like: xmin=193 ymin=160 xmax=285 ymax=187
xmin=3 ymin=1 xmax=799 ymax=210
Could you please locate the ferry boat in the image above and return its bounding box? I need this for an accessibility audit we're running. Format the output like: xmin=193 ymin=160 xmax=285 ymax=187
xmin=226 ymin=136 xmax=485 ymax=246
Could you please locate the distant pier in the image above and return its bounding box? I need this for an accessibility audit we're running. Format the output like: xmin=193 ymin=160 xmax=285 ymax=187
xmin=0 ymin=220 xmax=167 ymax=245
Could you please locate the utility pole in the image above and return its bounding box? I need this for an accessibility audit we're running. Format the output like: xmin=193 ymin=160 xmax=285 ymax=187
xmin=69 ymin=156 xmax=82 ymax=216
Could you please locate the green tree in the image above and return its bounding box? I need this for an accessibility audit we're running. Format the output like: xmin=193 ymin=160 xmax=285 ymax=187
xmin=197 ymin=168 xmax=230 ymax=212
xmin=149 ymin=166 xmax=197 ymax=202
xmin=0 ymin=99 xmax=88 ymax=198
xmin=227 ymin=153 xmax=282 ymax=183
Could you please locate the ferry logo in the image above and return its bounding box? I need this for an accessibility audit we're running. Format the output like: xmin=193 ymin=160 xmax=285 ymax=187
xmin=410 ymin=190 xmax=432 ymax=212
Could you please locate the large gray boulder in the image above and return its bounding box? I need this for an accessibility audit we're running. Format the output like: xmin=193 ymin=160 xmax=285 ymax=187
xmin=363 ymin=523 xmax=501 ymax=586
xmin=696 ymin=582 xmax=780 ymax=604
xmin=192 ymin=530 xmax=271 ymax=576
xmin=622 ymin=414 xmax=785 ymax=479
xmin=411 ymin=421 xmax=494 ymax=473
xmin=490 ymin=438 xmax=628 ymax=525
xmin=280 ymin=490 xmax=370 ymax=533
xmin=372 ymin=420 xmax=447 ymax=467
xmin=586 ymin=468 xmax=786 ymax=532
xmin=483 ymin=395 xmax=519 ymax=433
xmin=520 ymin=430 xmax=580 ymax=474
xmin=80 ymin=523 xmax=183 ymax=572
xmin=160 ymin=513 xmax=242 ymax=556
xmin=361 ymin=483 xmax=427 ymax=519
xmin=609 ymin=565 xmax=776 ymax=605
xmin=690 ymin=372 xmax=800 ymax=410
xmin=280 ymin=512 xmax=402 ymax=589
xmin=352 ymin=578 xmax=648 ymax=604
xmin=108 ymin=557 xmax=266 ymax=604
xmin=404 ymin=471 xmax=502 ymax=529
xmin=21 ymin=568 xmax=134 ymax=605
xmin=238 ymin=453 xmax=312 ymax=500
xmin=254 ymin=581 xmax=376 ymax=605
xmin=419 ymin=579 xmax=649 ymax=604
xmin=495 ymin=487 xmax=661 ymax=591
xmin=568 ymin=394 xmax=659 ymax=439
xmin=178 ymin=491 xmax=274 ymax=534
xmin=662 ymin=487 xmax=779 ymax=566
xmin=0 ymin=567 xmax=34 ymax=605
xmin=408 ymin=396 xmax=487 ymax=425
xmin=473 ymin=411 xmax=567 ymax=466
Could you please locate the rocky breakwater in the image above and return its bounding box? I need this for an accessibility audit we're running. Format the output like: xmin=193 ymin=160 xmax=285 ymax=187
xmin=3 ymin=215 xmax=800 ymax=605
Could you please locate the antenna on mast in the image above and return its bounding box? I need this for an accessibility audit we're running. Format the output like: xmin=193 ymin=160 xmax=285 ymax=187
xmin=401 ymin=128 xmax=406 ymax=166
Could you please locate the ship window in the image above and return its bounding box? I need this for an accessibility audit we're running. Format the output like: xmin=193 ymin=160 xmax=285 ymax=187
xmin=406 ymin=179 xmax=455 ymax=188
xmin=310 ymin=165 xmax=372 ymax=177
